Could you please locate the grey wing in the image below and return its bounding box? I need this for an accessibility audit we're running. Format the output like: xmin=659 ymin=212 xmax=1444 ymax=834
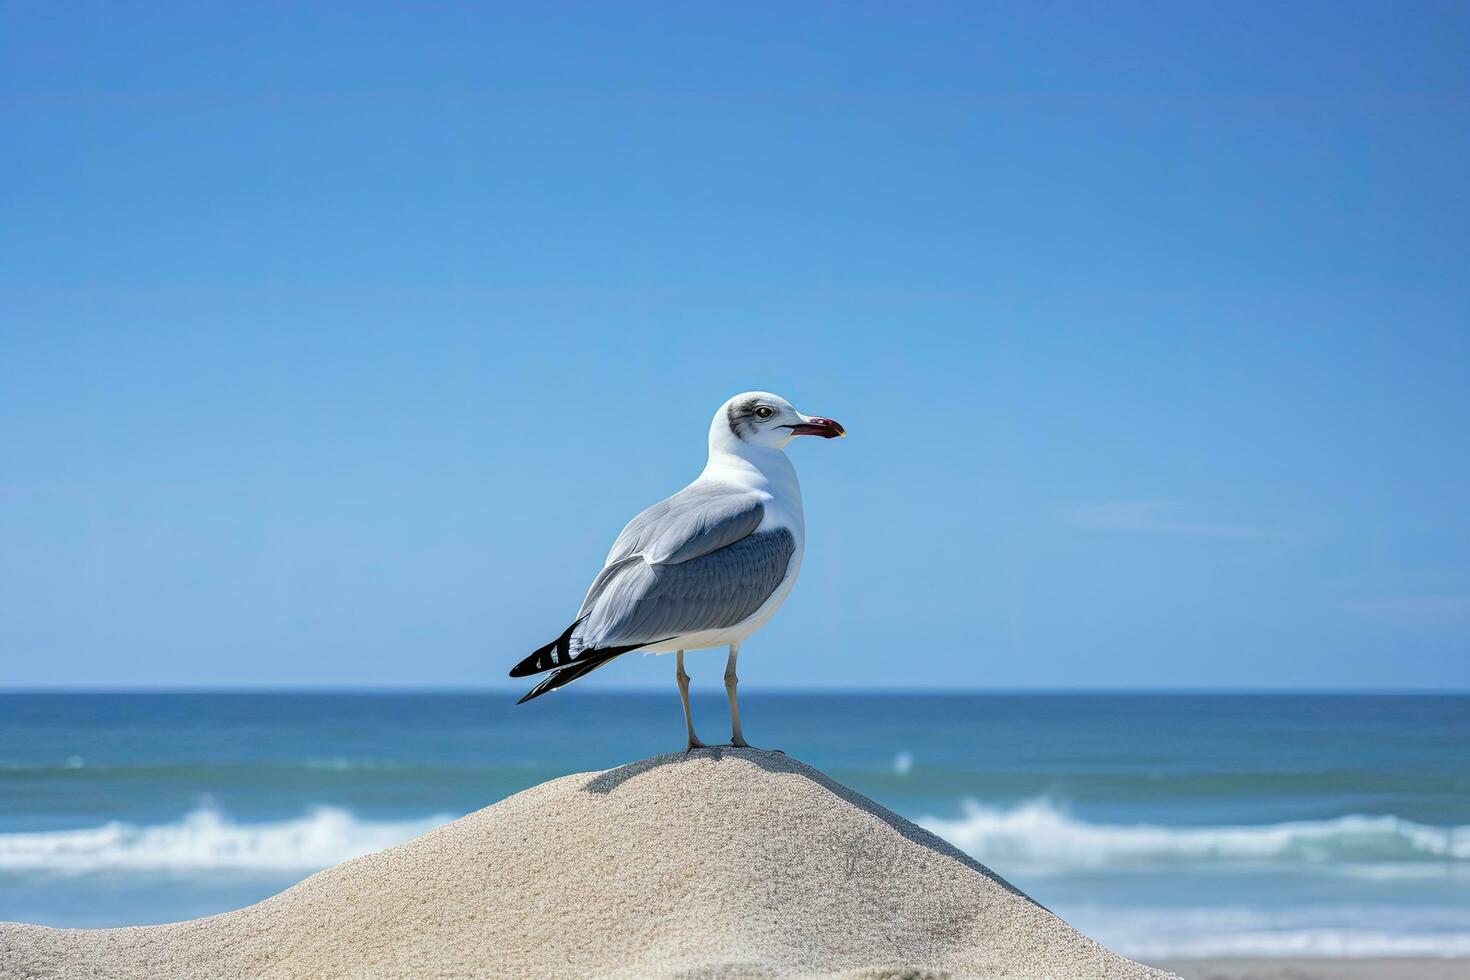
xmin=575 ymin=528 xmax=796 ymax=651
xmin=605 ymin=482 xmax=765 ymax=566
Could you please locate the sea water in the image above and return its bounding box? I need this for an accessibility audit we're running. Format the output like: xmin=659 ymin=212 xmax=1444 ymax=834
xmin=1 ymin=692 xmax=1466 ymax=958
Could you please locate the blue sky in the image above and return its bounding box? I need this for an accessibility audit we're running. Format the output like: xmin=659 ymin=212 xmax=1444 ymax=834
xmin=2 ymin=2 xmax=1467 ymax=690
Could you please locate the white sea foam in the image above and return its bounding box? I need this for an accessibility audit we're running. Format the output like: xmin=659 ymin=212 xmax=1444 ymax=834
xmin=1059 ymin=903 xmax=1470 ymax=958
xmin=1122 ymin=929 xmax=1470 ymax=958
xmin=8 ymin=795 xmax=1462 ymax=880
xmin=918 ymin=798 xmax=1470 ymax=871
xmin=0 ymin=805 xmax=454 ymax=874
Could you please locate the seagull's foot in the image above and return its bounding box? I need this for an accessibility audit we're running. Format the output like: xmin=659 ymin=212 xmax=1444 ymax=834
xmin=683 ymin=738 xmax=709 ymax=754
xmin=728 ymin=738 xmax=784 ymax=754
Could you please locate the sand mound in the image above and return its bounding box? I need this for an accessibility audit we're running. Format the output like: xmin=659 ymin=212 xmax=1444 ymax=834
xmin=1 ymin=749 xmax=1170 ymax=979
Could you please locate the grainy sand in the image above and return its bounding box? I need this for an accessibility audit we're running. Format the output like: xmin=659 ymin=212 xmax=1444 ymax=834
xmin=0 ymin=748 xmax=1168 ymax=979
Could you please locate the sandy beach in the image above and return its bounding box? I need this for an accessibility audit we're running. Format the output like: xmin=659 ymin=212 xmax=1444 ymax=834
xmin=1154 ymin=960 xmax=1470 ymax=980
xmin=2 ymin=748 xmax=1167 ymax=979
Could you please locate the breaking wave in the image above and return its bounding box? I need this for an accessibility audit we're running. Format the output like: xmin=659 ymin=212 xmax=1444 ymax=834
xmin=0 ymin=805 xmax=455 ymax=874
xmin=918 ymin=797 xmax=1470 ymax=871
xmin=1062 ymin=903 xmax=1470 ymax=958
xmin=4 ymin=795 xmax=1467 ymax=880
xmin=1117 ymin=928 xmax=1470 ymax=959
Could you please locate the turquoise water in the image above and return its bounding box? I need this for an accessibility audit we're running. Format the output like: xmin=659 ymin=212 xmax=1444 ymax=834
xmin=1 ymin=692 xmax=1467 ymax=957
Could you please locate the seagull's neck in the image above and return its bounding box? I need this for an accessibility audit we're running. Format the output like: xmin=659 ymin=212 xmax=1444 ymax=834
xmin=701 ymin=435 xmax=801 ymax=502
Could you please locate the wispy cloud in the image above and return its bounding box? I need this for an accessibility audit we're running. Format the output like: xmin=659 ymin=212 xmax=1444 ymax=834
xmin=1340 ymin=595 xmax=1470 ymax=619
xmin=1065 ymin=500 xmax=1267 ymax=539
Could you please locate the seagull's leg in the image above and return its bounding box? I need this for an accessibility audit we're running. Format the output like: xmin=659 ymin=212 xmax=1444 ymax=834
xmin=677 ymin=651 xmax=706 ymax=752
xmin=724 ymin=644 xmax=746 ymax=745
xmin=724 ymin=643 xmax=780 ymax=752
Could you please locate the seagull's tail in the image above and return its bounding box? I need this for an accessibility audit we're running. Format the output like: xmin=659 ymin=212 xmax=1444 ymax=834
xmin=514 ymin=647 xmax=638 ymax=705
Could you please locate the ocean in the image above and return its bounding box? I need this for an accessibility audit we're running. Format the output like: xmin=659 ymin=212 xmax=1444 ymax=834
xmin=1 ymin=692 xmax=1466 ymax=959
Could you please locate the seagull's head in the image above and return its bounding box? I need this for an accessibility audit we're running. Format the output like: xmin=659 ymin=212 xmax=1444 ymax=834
xmin=714 ymin=391 xmax=846 ymax=451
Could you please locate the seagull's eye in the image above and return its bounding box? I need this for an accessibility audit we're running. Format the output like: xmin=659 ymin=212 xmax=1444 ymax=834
xmin=753 ymin=406 xmax=775 ymax=420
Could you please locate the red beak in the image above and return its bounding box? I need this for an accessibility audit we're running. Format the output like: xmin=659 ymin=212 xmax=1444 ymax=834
xmin=783 ymin=417 xmax=847 ymax=439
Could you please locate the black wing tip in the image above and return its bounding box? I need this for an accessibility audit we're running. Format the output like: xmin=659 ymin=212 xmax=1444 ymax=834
xmin=507 ymin=660 xmax=541 ymax=679
xmin=513 ymin=641 xmax=661 ymax=705
xmin=508 ymin=620 xmax=582 ymax=678
xmin=514 ymin=662 xmax=585 ymax=705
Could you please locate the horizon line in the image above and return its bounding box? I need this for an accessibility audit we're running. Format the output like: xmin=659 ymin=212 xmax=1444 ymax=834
xmin=1 ymin=685 xmax=1465 ymax=697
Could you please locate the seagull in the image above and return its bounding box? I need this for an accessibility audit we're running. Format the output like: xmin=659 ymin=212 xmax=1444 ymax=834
xmin=510 ymin=391 xmax=845 ymax=750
